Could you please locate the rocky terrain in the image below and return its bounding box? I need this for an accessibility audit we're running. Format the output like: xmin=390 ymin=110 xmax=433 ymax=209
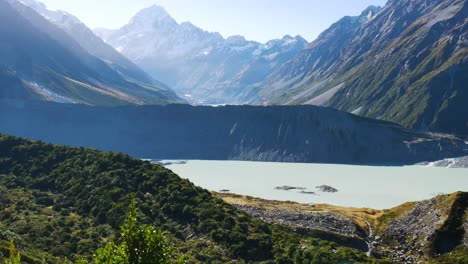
xmin=274 ymin=185 xmax=339 ymax=195
xmin=0 ymin=101 xmax=466 ymax=165
xmin=316 ymin=185 xmax=339 ymax=193
xmin=233 ymin=204 xmax=364 ymax=237
xmin=419 ymin=155 xmax=468 ymax=168
xmin=465 ymin=210 xmax=468 ymax=246
xmin=217 ymin=192 xmax=468 ymax=264
xmin=373 ymin=192 xmax=468 ymax=263
xmin=216 ymin=193 xmax=375 ymax=251
xmin=274 ymin=186 xmax=307 ymax=191
xmin=254 ymin=0 xmax=468 ymax=136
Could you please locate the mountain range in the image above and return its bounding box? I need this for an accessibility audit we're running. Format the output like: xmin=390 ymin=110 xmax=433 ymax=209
xmin=0 ymin=0 xmax=183 ymax=106
xmin=95 ymin=5 xmax=308 ymax=105
xmin=95 ymin=0 xmax=467 ymax=136
xmin=254 ymin=0 xmax=468 ymax=136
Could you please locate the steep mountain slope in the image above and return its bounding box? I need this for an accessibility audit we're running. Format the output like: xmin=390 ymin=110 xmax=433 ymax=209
xmin=253 ymin=6 xmax=381 ymax=103
xmin=0 ymin=133 xmax=384 ymax=263
xmin=16 ymin=0 xmax=170 ymax=89
xmin=255 ymin=0 xmax=468 ymax=135
xmin=373 ymin=192 xmax=468 ymax=263
xmin=0 ymin=0 xmax=182 ymax=106
xmin=0 ymin=101 xmax=466 ymax=164
xmin=179 ymin=35 xmax=308 ymax=104
xmin=96 ymin=5 xmax=308 ymax=104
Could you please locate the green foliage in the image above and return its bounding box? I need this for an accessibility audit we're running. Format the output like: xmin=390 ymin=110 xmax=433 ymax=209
xmin=0 ymin=134 xmax=384 ymax=263
xmin=430 ymin=193 xmax=468 ymax=254
xmin=432 ymin=245 xmax=468 ymax=264
xmin=94 ymin=197 xmax=179 ymax=264
xmin=3 ymin=240 xmax=21 ymax=264
xmin=94 ymin=242 xmax=128 ymax=264
xmin=75 ymin=258 xmax=89 ymax=264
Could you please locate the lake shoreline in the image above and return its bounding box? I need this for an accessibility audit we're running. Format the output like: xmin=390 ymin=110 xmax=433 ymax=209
xmin=160 ymin=160 xmax=468 ymax=209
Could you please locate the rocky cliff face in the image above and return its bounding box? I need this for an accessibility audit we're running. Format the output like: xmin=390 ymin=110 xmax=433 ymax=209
xmin=0 ymin=101 xmax=465 ymax=164
xmin=373 ymin=192 xmax=468 ymax=263
xmin=96 ymin=5 xmax=308 ymax=104
xmin=255 ymin=0 xmax=468 ymax=136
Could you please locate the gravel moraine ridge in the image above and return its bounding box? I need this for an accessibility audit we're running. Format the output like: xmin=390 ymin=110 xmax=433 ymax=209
xmin=234 ymin=204 xmax=363 ymax=237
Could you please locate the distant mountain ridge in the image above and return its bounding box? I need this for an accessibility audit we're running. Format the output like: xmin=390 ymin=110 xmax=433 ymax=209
xmin=96 ymin=5 xmax=309 ymax=104
xmin=0 ymin=0 xmax=183 ymax=106
xmin=98 ymin=1 xmax=467 ymax=135
xmin=10 ymin=0 xmax=467 ymax=135
xmin=1 ymin=101 xmax=466 ymax=164
xmin=17 ymin=0 xmax=169 ymax=88
xmin=253 ymin=0 xmax=468 ymax=135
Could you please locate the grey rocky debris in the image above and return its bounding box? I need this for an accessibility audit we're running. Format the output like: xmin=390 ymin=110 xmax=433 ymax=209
xmin=274 ymin=186 xmax=307 ymax=191
xmin=234 ymin=204 xmax=363 ymax=237
xmin=418 ymin=155 xmax=468 ymax=168
xmin=316 ymin=185 xmax=339 ymax=193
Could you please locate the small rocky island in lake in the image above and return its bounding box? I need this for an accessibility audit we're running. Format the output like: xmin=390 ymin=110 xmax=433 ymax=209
xmin=153 ymin=160 xmax=187 ymax=166
xmin=275 ymin=186 xmax=306 ymax=191
xmin=316 ymin=185 xmax=338 ymax=193
xmin=299 ymin=191 xmax=316 ymax=195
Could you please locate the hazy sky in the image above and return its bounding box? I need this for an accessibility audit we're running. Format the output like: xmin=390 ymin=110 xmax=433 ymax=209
xmin=38 ymin=0 xmax=388 ymax=43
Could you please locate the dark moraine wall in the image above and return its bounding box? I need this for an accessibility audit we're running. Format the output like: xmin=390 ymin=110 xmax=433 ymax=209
xmin=0 ymin=101 xmax=466 ymax=164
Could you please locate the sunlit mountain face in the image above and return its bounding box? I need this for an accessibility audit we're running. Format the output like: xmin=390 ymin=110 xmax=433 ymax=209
xmin=0 ymin=0 xmax=183 ymax=106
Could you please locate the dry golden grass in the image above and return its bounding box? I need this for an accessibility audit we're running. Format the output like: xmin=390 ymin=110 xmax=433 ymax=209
xmin=216 ymin=192 xmax=466 ymax=233
xmin=215 ymin=192 xmax=381 ymax=230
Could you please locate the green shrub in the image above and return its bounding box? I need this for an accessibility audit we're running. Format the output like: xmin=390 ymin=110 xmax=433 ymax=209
xmin=93 ymin=197 xmax=183 ymax=264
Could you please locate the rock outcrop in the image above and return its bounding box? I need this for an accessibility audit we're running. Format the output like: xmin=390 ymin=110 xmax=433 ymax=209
xmin=375 ymin=192 xmax=468 ymax=263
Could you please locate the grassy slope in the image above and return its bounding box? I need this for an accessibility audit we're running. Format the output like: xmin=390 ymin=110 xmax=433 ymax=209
xmin=327 ymin=40 xmax=467 ymax=134
xmin=275 ymin=1 xmax=468 ymax=135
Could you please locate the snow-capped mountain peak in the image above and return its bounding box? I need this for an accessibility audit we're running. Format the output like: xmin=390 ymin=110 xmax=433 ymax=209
xmin=226 ymin=35 xmax=248 ymax=45
xmin=127 ymin=4 xmax=176 ymax=29
xmin=281 ymin=34 xmax=294 ymax=41
xmin=18 ymin=0 xmax=44 ymax=10
xmin=14 ymin=0 xmax=83 ymax=29
xmin=94 ymin=4 xmax=308 ymax=104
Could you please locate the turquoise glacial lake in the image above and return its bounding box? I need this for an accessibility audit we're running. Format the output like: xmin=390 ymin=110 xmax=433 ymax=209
xmin=163 ymin=160 xmax=468 ymax=209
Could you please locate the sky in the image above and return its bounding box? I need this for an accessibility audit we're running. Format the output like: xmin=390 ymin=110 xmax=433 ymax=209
xmin=38 ymin=0 xmax=388 ymax=43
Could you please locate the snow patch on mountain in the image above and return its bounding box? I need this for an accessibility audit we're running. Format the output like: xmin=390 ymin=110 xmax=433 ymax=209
xmin=28 ymin=82 xmax=79 ymax=104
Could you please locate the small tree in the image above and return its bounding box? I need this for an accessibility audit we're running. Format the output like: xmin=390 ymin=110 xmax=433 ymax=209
xmin=4 ymin=240 xmax=21 ymax=264
xmin=94 ymin=197 xmax=182 ymax=264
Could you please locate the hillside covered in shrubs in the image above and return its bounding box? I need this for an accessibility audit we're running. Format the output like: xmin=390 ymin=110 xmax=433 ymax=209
xmin=0 ymin=133 xmax=386 ymax=263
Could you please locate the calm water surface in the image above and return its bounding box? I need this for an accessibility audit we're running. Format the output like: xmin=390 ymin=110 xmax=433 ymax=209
xmin=163 ymin=160 xmax=468 ymax=209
